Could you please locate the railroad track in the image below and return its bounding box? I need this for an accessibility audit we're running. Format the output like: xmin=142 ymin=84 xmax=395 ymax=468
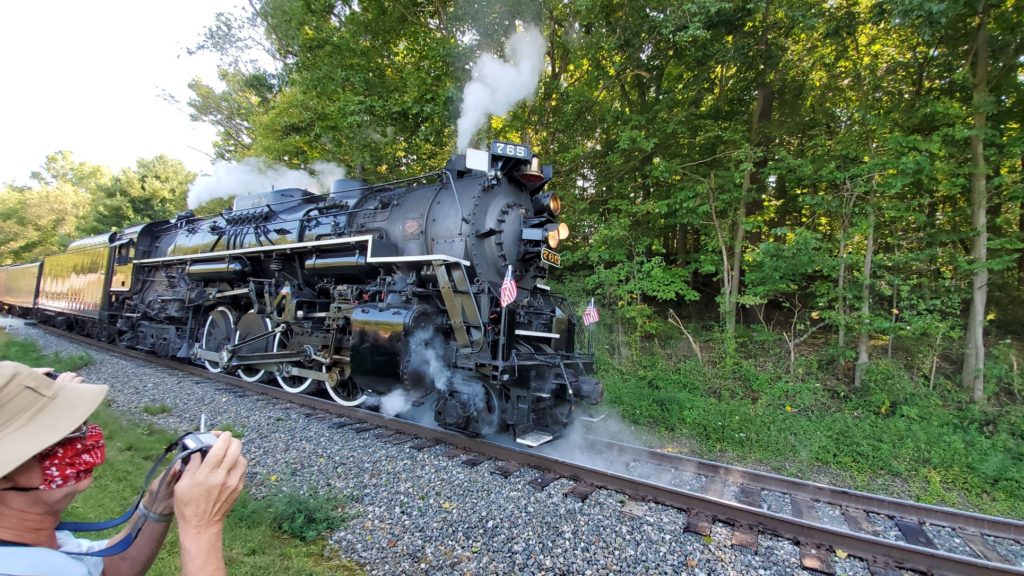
xmin=33 ymin=323 xmax=1024 ymax=576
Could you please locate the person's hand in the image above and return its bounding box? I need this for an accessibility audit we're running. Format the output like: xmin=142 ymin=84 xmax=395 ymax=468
xmin=143 ymin=462 xmax=181 ymax=515
xmin=173 ymin=432 xmax=247 ymax=534
xmin=32 ymin=368 xmax=85 ymax=385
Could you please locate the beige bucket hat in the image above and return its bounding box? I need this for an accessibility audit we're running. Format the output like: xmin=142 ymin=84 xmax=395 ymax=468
xmin=0 ymin=361 xmax=108 ymax=478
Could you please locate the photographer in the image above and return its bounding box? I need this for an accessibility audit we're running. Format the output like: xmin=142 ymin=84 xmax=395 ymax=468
xmin=0 ymin=361 xmax=247 ymax=576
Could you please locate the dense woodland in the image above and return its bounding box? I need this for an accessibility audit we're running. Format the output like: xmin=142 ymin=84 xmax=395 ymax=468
xmin=3 ymin=0 xmax=1023 ymax=512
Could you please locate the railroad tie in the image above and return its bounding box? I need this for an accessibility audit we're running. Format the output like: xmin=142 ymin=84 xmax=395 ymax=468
xmin=528 ymin=473 xmax=559 ymax=491
xmin=865 ymin=559 xmax=902 ymax=576
xmin=492 ymin=462 xmax=522 ymax=478
xmin=460 ymin=455 xmax=488 ymax=467
xmin=732 ymin=485 xmax=762 ymax=552
xmin=386 ymin=434 xmax=415 ymax=445
xmin=701 ymin=476 xmax=726 ymax=499
xmin=957 ymin=529 xmax=1011 ymax=564
xmin=841 ymin=507 xmax=879 ymax=536
xmin=564 ymin=483 xmax=596 ymax=502
xmin=790 ymin=496 xmax=834 ymax=575
xmin=894 ymin=518 xmax=937 ymax=549
xmin=685 ymin=511 xmax=714 ymax=537
xmin=408 ymin=439 xmax=438 ymax=451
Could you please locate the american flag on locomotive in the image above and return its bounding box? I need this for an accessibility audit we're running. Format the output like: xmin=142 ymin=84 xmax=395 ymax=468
xmin=582 ymin=298 xmax=600 ymax=326
xmin=500 ymin=266 xmax=517 ymax=308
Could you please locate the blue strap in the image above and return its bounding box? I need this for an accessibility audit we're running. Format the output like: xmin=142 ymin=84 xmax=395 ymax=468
xmin=57 ymin=505 xmax=138 ymax=532
xmin=55 ymin=435 xmax=203 ymax=558
xmin=56 ymin=438 xmax=182 ymax=533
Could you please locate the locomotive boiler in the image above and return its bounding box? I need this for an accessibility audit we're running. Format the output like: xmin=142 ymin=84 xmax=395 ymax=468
xmin=0 ymin=143 xmax=602 ymax=446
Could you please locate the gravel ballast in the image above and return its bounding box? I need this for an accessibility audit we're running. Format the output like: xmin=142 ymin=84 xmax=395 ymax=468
xmin=13 ymin=324 xmax=896 ymax=575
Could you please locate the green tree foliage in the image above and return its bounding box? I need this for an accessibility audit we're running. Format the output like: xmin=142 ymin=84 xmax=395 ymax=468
xmin=185 ymin=0 xmax=1022 ymax=401
xmin=0 ymin=152 xmax=110 ymax=263
xmin=0 ymin=153 xmax=194 ymax=263
xmin=80 ymin=154 xmax=196 ymax=233
xmin=83 ymin=156 xmax=196 ymax=234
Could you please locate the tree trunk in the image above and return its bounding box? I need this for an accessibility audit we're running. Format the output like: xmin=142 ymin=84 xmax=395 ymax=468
xmin=962 ymin=0 xmax=990 ymax=403
xmin=836 ymin=191 xmax=853 ymax=352
xmin=854 ymin=196 xmax=876 ymax=388
xmin=1019 ymin=154 xmax=1023 ymax=288
xmin=725 ymin=84 xmax=772 ymax=338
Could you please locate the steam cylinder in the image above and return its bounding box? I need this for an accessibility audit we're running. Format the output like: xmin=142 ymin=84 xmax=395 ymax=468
xmin=349 ymin=303 xmax=438 ymax=394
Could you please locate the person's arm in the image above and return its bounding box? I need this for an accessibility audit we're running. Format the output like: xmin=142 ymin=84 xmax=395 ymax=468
xmin=100 ymin=466 xmax=181 ymax=576
xmin=173 ymin=432 xmax=247 ymax=576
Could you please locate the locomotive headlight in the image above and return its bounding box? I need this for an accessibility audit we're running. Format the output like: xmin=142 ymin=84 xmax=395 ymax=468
xmin=532 ymin=192 xmax=561 ymax=217
xmin=557 ymin=222 xmax=570 ymax=240
xmin=546 ymin=227 xmax=561 ymax=249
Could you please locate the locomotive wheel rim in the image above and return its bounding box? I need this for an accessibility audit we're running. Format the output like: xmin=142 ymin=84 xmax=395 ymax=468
xmin=236 ymin=315 xmax=272 ymax=383
xmin=272 ymin=332 xmax=317 ymax=394
xmin=324 ymin=373 xmax=366 ymax=406
xmin=201 ymin=307 xmax=235 ymax=373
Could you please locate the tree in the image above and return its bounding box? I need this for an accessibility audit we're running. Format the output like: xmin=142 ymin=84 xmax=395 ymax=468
xmin=82 ymin=156 xmax=195 ymax=234
xmin=0 ymin=152 xmax=110 ymax=263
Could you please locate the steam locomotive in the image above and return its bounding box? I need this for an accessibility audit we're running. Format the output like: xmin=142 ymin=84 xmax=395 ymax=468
xmin=0 ymin=143 xmax=602 ymax=446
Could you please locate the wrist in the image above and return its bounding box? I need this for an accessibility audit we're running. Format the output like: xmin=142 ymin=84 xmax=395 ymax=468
xmin=143 ymin=496 xmax=175 ymax=516
xmin=138 ymin=501 xmax=175 ymax=523
xmin=179 ymin=522 xmax=224 ymax=545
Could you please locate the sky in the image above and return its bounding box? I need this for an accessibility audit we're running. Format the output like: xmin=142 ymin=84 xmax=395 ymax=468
xmin=0 ymin=0 xmax=245 ymax=185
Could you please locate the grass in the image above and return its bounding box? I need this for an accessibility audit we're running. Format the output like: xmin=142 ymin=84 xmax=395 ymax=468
xmin=600 ymin=336 xmax=1024 ymax=519
xmin=0 ymin=328 xmax=92 ymax=372
xmin=142 ymin=403 xmax=173 ymax=416
xmin=216 ymin=422 xmax=247 ymax=439
xmin=0 ymin=331 xmax=361 ymax=576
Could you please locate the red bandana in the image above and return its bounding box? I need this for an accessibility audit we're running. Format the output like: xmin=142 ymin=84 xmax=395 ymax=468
xmin=38 ymin=424 xmax=106 ymax=490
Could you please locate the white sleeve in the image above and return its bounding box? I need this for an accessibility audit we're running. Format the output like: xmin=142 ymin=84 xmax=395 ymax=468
xmin=55 ymin=530 xmax=108 ymax=576
xmin=0 ymin=545 xmax=93 ymax=576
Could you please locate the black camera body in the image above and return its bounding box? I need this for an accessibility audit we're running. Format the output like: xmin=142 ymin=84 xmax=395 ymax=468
xmin=179 ymin=432 xmax=218 ymax=464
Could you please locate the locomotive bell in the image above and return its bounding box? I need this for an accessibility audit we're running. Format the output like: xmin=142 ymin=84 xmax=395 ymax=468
xmin=519 ymin=156 xmax=545 ymax=185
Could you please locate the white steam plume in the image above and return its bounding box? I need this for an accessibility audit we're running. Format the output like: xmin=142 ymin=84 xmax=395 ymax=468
xmin=186 ymin=158 xmax=347 ymax=209
xmin=407 ymin=330 xmax=451 ymax=392
xmin=455 ymin=26 xmax=546 ymax=152
xmin=379 ymin=389 xmax=415 ymax=417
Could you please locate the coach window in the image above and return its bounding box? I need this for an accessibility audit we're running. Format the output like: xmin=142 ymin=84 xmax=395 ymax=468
xmin=115 ymin=241 xmax=134 ymax=265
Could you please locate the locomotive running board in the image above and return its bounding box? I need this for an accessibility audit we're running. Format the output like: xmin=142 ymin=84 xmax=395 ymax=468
xmin=134 ymin=234 xmax=470 ymax=267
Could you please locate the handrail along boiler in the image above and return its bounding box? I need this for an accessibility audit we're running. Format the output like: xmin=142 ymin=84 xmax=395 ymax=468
xmin=0 ymin=143 xmax=602 ymax=446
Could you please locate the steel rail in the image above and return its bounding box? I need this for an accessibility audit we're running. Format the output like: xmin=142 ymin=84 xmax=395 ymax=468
xmin=589 ymin=437 xmax=1024 ymax=541
xmin=36 ymin=325 xmax=1024 ymax=576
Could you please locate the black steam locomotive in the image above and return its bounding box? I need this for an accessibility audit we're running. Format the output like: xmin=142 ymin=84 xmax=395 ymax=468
xmin=0 ymin=143 xmax=602 ymax=446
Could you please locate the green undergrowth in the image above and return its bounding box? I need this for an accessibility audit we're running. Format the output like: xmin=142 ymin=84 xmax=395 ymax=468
xmin=63 ymin=404 xmax=362 ymax=576
xmin=599 ymin=338 xmax=1024 ymax=519
xmin=0 ymin=329 xmax=92 ymax=371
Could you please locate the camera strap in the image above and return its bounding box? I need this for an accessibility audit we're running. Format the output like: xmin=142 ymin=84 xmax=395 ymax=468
xmin=52 ymin=434 xmax=204 ymax=557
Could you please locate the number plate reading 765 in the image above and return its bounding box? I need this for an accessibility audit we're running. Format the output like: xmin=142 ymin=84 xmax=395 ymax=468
xmin=541 ymin=248 xmax=561 ymax=267
xmin=490 ymin=141 xmax=531 ymax=159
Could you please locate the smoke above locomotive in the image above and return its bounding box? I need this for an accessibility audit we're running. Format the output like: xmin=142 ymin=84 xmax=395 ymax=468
xmin=456 ymin=26 xmax=546 ymax=152
xmin=0 ymin=142 xmax=602 ymax=446
xmin=185 ymin=158 xmax=348 ymax=210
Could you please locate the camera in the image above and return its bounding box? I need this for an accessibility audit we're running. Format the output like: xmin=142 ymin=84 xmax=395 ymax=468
xmin=179 ymin=431 xmax=218 ymax=464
